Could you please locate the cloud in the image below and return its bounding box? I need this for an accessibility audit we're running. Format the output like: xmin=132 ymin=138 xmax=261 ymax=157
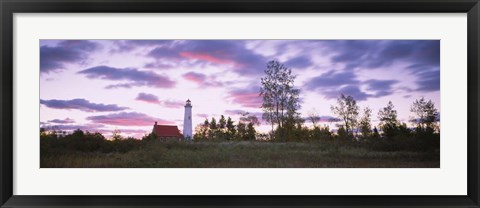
xmin=110 ymin=40 xmax=173 ymax=53
xmin=182 ymin=72 xmax=223 ymax=87
xmin=305 ymin=70 xmax=359 ymax=90
xmin=143 ymin=62 xmax=175 ymax=70
xmin=40 ymin=98 xmax=128 ymax=112
xmin=224 ymin=110 xmax=247 ymax=115
xmin=196 ymin=113 xmax=210 ymax=118
xmin=415 ymin=69 xmax=440 ymax=92
xmin=364 ymin=79 xmax=399 ymax=97
xmin=136 ymin=93 xmax=160 ymax=104
xmin=226 ymin=86 xmax=262 ymax=108
xmin=304 ymin=70 xmax=368 ymax=100
xmin=305 ymin=70 xmax=401 ymax=100
xmin=87 ymin=112 xmax=172 ymax=126
xmin=40 ymin=123 xmax=105 ymax=132
xmin=161 ymin=100 xmax=185 ymax=108
xmin=326 ymin=40 xmax=440 ymax=71
xmin=183 ymin=72 xmax=206 ymax=83
xmin=47 ymin=118 xmax=75 ymax=124
xmin=284 ymin=56 xmax=313 ymax=69
xmin=78 ymin=65 xmax=175 ymax=89
xmin=319 ymin=116 xmax=342 ymax=122
xmin=147 ymin=46 xmax=181 ymax=60
xmin=147 ymin=40 xmax=267 ymax=75
xmin=135 ymin=93 xmax=184 ymax=108
xmin=180 ymin=51 xmax=234 ymax=65
xmin=40 ymin=40 xmax=100 ymax=73
xmin=323 ymin=85 xmax=371 ymax=101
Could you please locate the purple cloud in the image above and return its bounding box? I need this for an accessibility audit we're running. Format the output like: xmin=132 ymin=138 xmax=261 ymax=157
xmin=86 ymin=112 xmax=172 ymax=126
xmin=40 ymin=40 xmax=100 ymax=73
xmin=305 ymin=70 xmax=401 ymax=101
xmin=364 ymin=79 xmax=399 ymax=97
xmin=40 ymin=98 xmax=128 ymax=112
xmin=325 ymin=40 xmax=439 ymax=71
xmin=135 ymin=93 xmax=184 ymax=108
xmin=40 ymin=123 xmax=105 ymax=132
xmin=224 ymin=110 xmax=247 ymax=115
xmin=322 ymin=85 xmax=371 ymax=101
xmin=323 ymin=40 xmax=440 ymax=93
xmin=319 ymin=116 xmax=342 ymax=122
xmin=47 ymin=118 xmax=75 ymax=124
xmin=415 ymin=69 xmax=440 ymax=92
xmin=161 ymin=100 xmax=184 ymax=108
xmin=136 ymin=93 xmax=160 ymax=104
xmin=110 ymin=40 xmax=173 ymax=53
xmin=305 ymin=70 xmax=359 ymax=90
xmin=284 ymin=56 xmax=313 ymax=69
xmin=78 ymin=65 xmax=175 ymax=89
xmin=196 ymin=113 xmax=210 ymax=118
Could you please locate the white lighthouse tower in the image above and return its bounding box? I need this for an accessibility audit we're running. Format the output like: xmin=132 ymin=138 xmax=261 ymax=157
xmin=183 ymin=99 xmax=193 ymax=140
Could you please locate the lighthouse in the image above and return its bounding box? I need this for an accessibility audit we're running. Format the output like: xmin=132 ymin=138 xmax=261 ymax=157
xmin=183 ymin=99 xmax=193 ymax=139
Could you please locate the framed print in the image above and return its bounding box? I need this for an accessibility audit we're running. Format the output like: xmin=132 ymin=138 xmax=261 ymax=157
xmin=1 ymin=0 xmax=479 ymax=207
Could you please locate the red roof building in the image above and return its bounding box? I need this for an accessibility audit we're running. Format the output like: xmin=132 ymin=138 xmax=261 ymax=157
xmin=152 ymin=122 xmax=183 ymax=140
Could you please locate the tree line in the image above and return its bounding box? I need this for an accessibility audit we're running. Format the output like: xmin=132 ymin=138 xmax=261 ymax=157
xmin=193 ymin=113 xmax=261 ymax=141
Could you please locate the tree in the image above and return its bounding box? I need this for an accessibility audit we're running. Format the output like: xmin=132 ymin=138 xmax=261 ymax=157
xmin=240 ymin=112 xmax=260 ymax=126
xmin=246 ymin=123 xmax=256 ymax=141
xmin=336 ymin=125 xmax=348 ymax=140
xmin=260 ymin=59 xmax=301 ymax=140
xmin=112 ymin=129 xmax=122 ymax=141
xmin=142 ymin=132 xmax=157 ymax=142
xmin=218 ymin=115 xmax=226 ymax=129
xmin=236 ymin=113 xmax=260 ymax=141
xmin=226 ymin=116 xmax=236 ymax=140
xmin=378 ymin=101 xmax=399 ymax=138
xmin=410 ymin=97 xmax=439 ymax=131
xmin=308 ymin=109 xmax=321 ymax=127
xmin=236 ymin=121 xmax=247 ymax=141
xmin=209 ymin=117 xmax=217 ymax=130
xmin=330 ymin=94 xmax=359 ymax=136
xmin=193 ymin=122 xmax=209 ymax=141
xmin=372 ymin=126 xmax=380 ymax=138
xmin=359 ymin=107 xmax=372 ymax=139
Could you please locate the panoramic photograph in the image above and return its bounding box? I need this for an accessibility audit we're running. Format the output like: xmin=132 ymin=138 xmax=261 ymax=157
xmin=40 ymin=40 xmax=440 ymax=168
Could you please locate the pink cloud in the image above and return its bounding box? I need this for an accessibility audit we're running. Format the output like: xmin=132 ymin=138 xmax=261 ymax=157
xmin=180 ymin=51 xmax=234 ymax=65
xmin=87 ymin=112 xmax=173 ymax=126
xmin=227 ymin=90 xmax=262 ymax=108
xmin=183 ymin=72 xmax=206 ymax=84
xmin=182 ymin=72 xmax=223 ymax=87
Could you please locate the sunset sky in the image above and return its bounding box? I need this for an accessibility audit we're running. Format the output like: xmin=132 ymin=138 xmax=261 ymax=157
xmin=40 ymin=40 xmax=440 ymax=138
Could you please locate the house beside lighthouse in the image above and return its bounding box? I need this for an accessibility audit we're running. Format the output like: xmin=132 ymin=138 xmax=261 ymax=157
xmin=183 ymin=99 xmax=193 ymax=139
xmin=151 ymin=99 xmax=192 ymax=141
xmin=152 ymin=122 xmax=183 ymax=141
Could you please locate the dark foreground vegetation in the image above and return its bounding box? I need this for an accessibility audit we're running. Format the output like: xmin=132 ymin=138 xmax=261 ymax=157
xmin=40 ymin=128 xmax=439 ymax=168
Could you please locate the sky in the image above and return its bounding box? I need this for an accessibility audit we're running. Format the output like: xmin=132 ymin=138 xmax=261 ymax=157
xmin=40 ymin=40 xmax=440 ymax=138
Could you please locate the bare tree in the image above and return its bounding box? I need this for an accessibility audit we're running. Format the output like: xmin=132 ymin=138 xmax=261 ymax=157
xmin=260 ymin=60 xmax=301 ymax=139
xmin=330 ymin=94 xmax=359 ymax=135
xmin=308 ymin=109 xmax=321 ymax=127
xmin=410 ymin=97 xmax=439 ymax=130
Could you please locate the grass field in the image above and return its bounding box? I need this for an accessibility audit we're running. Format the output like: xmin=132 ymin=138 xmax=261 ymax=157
xmin=41 ymin=141 xmax=440 ymax=168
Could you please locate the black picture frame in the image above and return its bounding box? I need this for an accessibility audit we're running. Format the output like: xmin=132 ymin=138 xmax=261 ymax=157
xmin=1 ymin=0 xmax=479 ymax=207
